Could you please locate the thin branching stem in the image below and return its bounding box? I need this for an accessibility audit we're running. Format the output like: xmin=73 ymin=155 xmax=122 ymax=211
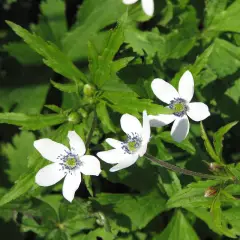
xmin=145 ymin=153 xmax=229 ymax=180
xmin=85 ymin=109 xmax=97 ymax=150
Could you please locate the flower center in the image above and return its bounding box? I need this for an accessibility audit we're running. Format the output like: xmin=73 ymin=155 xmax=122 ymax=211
xmin=169 ymin=98 xmax=189 ymax=117
xmin=122 ymin=132 xmax=142 ymax=154
xmin=58 ymin=151 xmax=82 ymax=173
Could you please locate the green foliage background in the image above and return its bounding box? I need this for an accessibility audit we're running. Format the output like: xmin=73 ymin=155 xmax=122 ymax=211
xmin=0 ymin=0 xmax=240 ymax=239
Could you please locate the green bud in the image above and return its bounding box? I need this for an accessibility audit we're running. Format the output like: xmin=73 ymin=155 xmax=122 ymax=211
xmin=209 ymin=163 xmax=222 ymax=172
xmin=68 ymin=112 xmax=81 ymax=124
xmin=78 ymin=108 xmax=88 ymax=118
xmin=83 ymin=84 xmax=95 ymax=97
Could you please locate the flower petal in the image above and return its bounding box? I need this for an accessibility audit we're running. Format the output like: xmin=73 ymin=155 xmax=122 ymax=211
xmin=178 ymin=70 xmax=194 ymax=102
xmin=68 ymin=131 xmax=86 ymax=157
xmin=142 ymin=111 xmax=150 ymax=144
xmin=35 ymin=163 xmax=66 ymax=187
xmin=123 ymin=0 xmax=138 ymax=4
xmin=62 ymin=170 xmax=81 ymax=202
xmin=142 ymin=0 xmax=154 ymax=16
xmin=34 ymin=139 xmax=69 ymax=162
xmin=80 ymin=155 xmax=101 ymax=176
xmin=151 ymin=78 xmax=179 ymax=104
xmin=149 ymin=114 xmax=175 ymax=127
xmin=187 ymin=102 xmax=210 ymax=121
xmin=138 ymin=143 xmax=148 ymax=157
xmin=106 ymin=138 xmax=123 ymax=149
xmin=97 ymin=149 xmax=125 ymax=164
xmin=110 ymin=153 xmax=139 ymax=172
xmin=120 ymin=114 xmax=142 ymax=135
xmin=171 ymin=115 xmax=189 ymax=142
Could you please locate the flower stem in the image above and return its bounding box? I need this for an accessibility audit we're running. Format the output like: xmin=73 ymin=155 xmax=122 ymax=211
xmin=145 ymin=153 xmax=229 ymax=180
xmin=85 ymin=109 xmax=97 ymax=150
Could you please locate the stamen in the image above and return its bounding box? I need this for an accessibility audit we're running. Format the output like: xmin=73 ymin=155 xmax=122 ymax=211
xmin=58 ymin=151 xmax=83 ymax=174
xmin=121 ymin=132 xmax=142 ymax=154
xmin=169 ymin=98 xmax=189 ymax=117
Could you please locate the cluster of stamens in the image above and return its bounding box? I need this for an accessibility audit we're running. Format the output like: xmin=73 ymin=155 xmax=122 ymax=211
xmin=58 ymin=150 xmax=82 ymax=174
xmin=121 ymin=132 xmax=142 ymax=154
xmin=169 ymin=98 xmax=189 ymax=117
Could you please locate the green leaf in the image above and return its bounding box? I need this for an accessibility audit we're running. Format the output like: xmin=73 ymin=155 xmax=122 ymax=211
xmin=153 ymin=210 xmax=199 ymax=240
xmin=210 ymin=192 xmax=236 ymax=238
xmin=102 ymin=91 xmax=173 ymax=116
xmin=157 ymin=131 xmax=196 ymax=155
xmin=2 ymin=131 xmax=35 ymax=183
xmin=46 ymin=229 xmax=71 ymax=240
xmin=6 ymin=21 xmax=87 ymax=83
xmin=73 ymin=228 xmax=115 ymax=240
xmin=40 ymin=0 xmax=67 ymax=44
xmin=205 ymin=0 xmax=240 ymax=36
xmin=0 ymin=83 xmax=49 ymax=114
xmin=225 ymin=78 xmax=240 ymax=104
xmin=167 ymin=180 xmax=220 ymax=209
xmin=96 ymin=101 xmax=115 ymax=133
xmin=89 ymin=14 xmax=125 ymax=88
xmin=213 ymin=121 xmax=238 ymax=159
xmin=50 ymin=80 xmax=78 ymax=93
xmin=208 ymin=39 xmax=240 ymax=78
xmin=92 ymin=189 xmax=166 ymax=233
xmin=62 ymin=0 xmax=126 ymax=60
xmin=0 ymin=124 xmax=72 ymax=207
xmin=200 ymin=122 xmax=221 ymax=163
xmin=0 ymin=112 xmax=67 ymax=130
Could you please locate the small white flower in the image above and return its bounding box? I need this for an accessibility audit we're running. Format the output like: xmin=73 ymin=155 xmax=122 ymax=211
xmin=34 ymin=131 xmax=101 ymax=202
xmin=149 ymin=70 xmax=210 ymax=142
xmin=123 ymin=0 xmax=154 ymax=16
xmin=97 ymin=111 xmax=150 ymax=172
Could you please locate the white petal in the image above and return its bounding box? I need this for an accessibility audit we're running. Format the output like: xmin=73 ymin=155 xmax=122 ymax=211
xmin=123 ymin=0 xmax=138 ymax=4
xmin=68 ymin=131 xmax=86 ymax=157
xmin=34 ymin=139 xmax=69 ymax=162
xmin=110 ymin=153 xmax=139 ymax=172
xmin=97 ymin=149 xmax=125 ymax=164
xmin=149 ymin=114 xmax=176 ymax=127
xmin=142 ymin=111 xmax=150 ymax=144
xmin=151 ymin=78 xmax=179 ymax=104
xmin=35 ymin=163 xmax=65 ymax=187
xmin=62 ymin=170 xmax=81 ymax=202
xmin=142 ymin=0 xmax=154 ymax=16
xmin=106 ymin=138 xmax=123 ymax=149
xmin=120 ymin=114 xmax=142 ymax=135
xmin=171 ymin=115 xmax=189 ymax=142
xmin=178 ymin=70 xmax=194 ymax=102
xmin=187 ymin=102 xmax=210 ymax=121
xmin=80 ymin=155 xmax=101 ymax=176
xmin=138 ymin=143 xmax=148 ymax=157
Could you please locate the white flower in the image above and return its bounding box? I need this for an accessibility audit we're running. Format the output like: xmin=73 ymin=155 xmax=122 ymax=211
xmin=97 ymin=111 xmax=150 ymax=172
xmin=149 ymin=70 xmax=210 ymax=142
xmin=34 ymin=131 xmax=101 ymax=202
xmin=123 ymin=0 xmax=154 ymax=16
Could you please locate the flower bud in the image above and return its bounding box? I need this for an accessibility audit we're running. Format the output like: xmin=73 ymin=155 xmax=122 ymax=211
xmin=83 ymin=84 xmax=95 ymax=97
xmin=209 ymin=163 xmax=222 ymax=172
xmin=68 ymin=112 xmax=81 ymax=124
xmin=204 ymin=187 xmax=217 ymax=197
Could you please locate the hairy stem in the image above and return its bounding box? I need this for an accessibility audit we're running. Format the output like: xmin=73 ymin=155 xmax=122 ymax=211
xmin=145 ymin=153 xmax=229 ymax=180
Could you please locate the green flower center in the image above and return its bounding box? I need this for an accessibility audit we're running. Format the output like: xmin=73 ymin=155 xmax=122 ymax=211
xmin=66 ymin=158 xmax=77 ymax=168
xmin=127 ymin=141 xmax=137 ymax=151
xmin=173 ymin=103 xmax=184 ymax=113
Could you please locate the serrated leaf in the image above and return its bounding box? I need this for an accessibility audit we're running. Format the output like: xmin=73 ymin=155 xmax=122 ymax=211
xmin=2 ymin=131 xmax=35 ymax=183
xmin=44 ymin=105 xmax=62 ymax=113
xmin=96 ymin=101 xmax=115 ymax=133
xmin=167 ymin=180 xmax=220 ymax=209
xmin=153 ymin=210 xmax=199 ymax=240
xmin=62 ymin=0 xmax=126 ymax=61
xmin=200 ymin=122 xmax=221 ymax=163
xmin=157 ymin=131 xmax=196 ymax=155
xmin=92 ymin=189 xmax=166 ymax=233
xmin=51 ymin=80 xmax=78 ymax=93
xmin=213 ymin=121 xmax=238 ymax=159
xmin=0 ymin=112 xmax=67 ymax=130
xmin=6 ymin=21 xmax=87 ymax=83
